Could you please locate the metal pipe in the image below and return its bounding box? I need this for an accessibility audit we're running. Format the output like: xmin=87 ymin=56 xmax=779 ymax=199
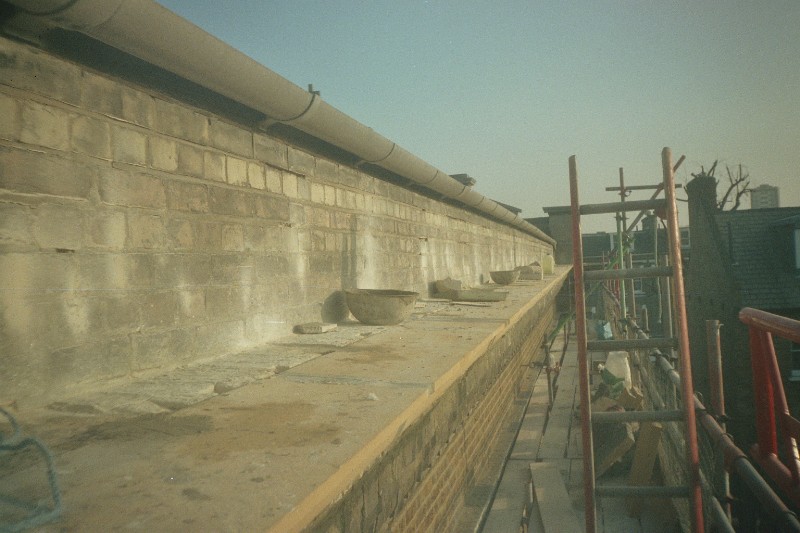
xmin=5 ymin=0 xmax=555 ymax=245
xmin=641 ymin=305 xmax=649 ymax=332
xmin=595 ymin=485 xmax=690 ymax=498
xmin=569 ymin=155 xmax=597 ymax=533
xmin=631 ymin=315 xmax=799 ymax=532
xmin=579 ymin=198 xmax=666 ymax=215
xmin=740 ymin=308 xmax=800 ymax=345
xmin=619 ymin=168 xmax=637 ymax=318
xmin=750 ymin=328 xmax=779 ymax=457
xmin=584 ymin=265 xmax=672 ymax=281
xmin=705 ymin=320 xmax=726 ymax=420
xmin=705 ymin=319 xmax=731 ymax=520
xmin=615 ymin=214 xmax=627 ymax=318
xmin=591 ymin=409 xmax=683 ymax=424
xmin=662 ymin=147 xmax=704 ymax=533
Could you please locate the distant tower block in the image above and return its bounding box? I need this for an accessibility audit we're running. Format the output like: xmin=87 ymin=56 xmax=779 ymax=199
xmin=750 ymin=184 xmax=780 ymax=209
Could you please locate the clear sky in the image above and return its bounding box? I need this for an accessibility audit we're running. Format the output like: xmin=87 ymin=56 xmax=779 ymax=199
xmin=158 ymin=1 xmax=799 ymax=232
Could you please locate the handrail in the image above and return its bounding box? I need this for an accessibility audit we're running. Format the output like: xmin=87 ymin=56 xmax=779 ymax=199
xmin=626 ymin=317 xmax=800 ymax=532
xmin=740 ymin=307 xmax=800 ymax=509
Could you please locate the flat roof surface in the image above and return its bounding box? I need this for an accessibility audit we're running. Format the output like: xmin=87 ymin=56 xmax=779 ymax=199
xmin=2 ymin=268 xmax=570 ymax=532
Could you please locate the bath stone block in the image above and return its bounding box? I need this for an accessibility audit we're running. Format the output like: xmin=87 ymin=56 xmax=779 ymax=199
xmin=209 ymin=118 xmax=252 ymax=157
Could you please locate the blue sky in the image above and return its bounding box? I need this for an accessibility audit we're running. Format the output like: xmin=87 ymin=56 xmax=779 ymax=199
xmin=158 ymin=1 xmax=799 ymax=232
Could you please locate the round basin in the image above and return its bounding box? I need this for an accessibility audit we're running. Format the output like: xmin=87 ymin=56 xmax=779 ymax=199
xmin=490 ymin=270 xmax=520 ymax=285
xmin=344 ymin=289 xmax=419 ymax=325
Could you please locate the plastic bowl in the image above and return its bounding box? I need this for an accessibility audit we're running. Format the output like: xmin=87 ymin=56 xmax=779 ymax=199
xmin=344 ymin=289 xmax=419 ymax=325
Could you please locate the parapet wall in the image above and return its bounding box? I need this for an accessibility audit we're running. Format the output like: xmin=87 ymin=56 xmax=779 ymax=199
xmin=271 ymin=273 xmax=567 ymax=532
xmin=0 ymin=36 xmax=552 ymax=406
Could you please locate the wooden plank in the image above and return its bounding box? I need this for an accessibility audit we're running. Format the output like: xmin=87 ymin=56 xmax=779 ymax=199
xmin=530 ymin=462 xmax=584 ymax=532
xmin=594 ymin=423 xmax=635 ymax=477
xmin=482 ymin=461 xmax=531 ymax=533
xmin=529 ymin=370 xmax=551 ymax=407
xmin=626 ymin=422 xmax=664 ymax=516
xmin=567 ymin=422 xmax=582 ymax=459
xmin=510 ymin=412 xmax=547 ymax=461
xmin=538 ymin=426 xmax=569 ymax=459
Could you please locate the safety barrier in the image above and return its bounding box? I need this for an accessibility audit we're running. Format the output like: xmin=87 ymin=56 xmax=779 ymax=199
xmin=740 ymin=307 xmax=800 ymax=509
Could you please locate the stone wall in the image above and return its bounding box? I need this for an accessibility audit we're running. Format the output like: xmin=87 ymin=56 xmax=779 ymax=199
xmin=0 ymin=36 xmax=552 ymax=407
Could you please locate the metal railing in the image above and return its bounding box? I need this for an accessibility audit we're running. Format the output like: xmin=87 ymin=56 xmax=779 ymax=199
xmin=741 ymin=307 xmax=800 ymax=510
xmin=626 ymin=316 xmax=800 ymax=532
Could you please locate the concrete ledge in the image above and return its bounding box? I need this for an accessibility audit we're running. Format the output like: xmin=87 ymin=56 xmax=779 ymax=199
xmin=2 ymin=267 xmax=570 ymax=532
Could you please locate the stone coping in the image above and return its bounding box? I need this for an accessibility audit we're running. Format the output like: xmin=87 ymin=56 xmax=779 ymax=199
xmin=3 ymin=266 xmax=570 ymax=532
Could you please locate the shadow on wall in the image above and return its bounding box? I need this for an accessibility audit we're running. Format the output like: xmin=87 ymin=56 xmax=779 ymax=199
xmin=321 ymin=214 xmax=360 ymax=323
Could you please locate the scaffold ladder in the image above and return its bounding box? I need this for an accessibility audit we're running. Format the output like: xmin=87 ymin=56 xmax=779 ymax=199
xmin=569 ymin=147 xmax=704 ymax=533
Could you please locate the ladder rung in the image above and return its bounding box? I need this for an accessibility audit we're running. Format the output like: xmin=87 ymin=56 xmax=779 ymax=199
xmin=579 ymin=198 xmax=666 ymax=215
xmin=595 ymin=484 xmax=691 ymax=498
xmin=584 ymin=266 xmax=673 ymax=281
xmin=592 ymin=409 xmax=684 ymax=424
xmin=587 ymin=338 xmax=677 ymax=352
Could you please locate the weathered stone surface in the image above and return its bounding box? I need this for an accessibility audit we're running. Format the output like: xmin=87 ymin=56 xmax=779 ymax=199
xmin=121 ymin=86 xmax=155 ymax=128
xmin=80 ymin=71 xmax=123 ymax=119
xmin=0 ymin=38 xmax=81 ymax=104
xmin=209 ymin=186 xmax=253 ymax=217
xmin=0 ymin=201 xmax=34 ymax=251
xmin=203 ymin=150 xmax=226 ymax=182
xmin=0 ymin=91 xmax=19 ymax=140
xmin=255 ymin=195 xmax=290 ymax=221
xmin=153 ymin=98 xmax=208 ymax=144
xmin=176 ymin=142 xmax=203 ymax=177
xmin=149 ymin=135 xmax=178 ymax=172
xmin=99 ymin=168 xmax=166 ymax=209
xmin=287 ymin=146 xmax=315 ymax=177
xmin=0 ymin=146 xmax=95 ymax=199
xmin=310 ymin=182 xmax=325 ymax=204
xmin=71 ymin=114 xmax=112 ymax=159
xmin=283 ymin=171 xmax=298 ymax=198
xmin=0 ymin=33 xmax=556 ymax=418
xmin=167 ymin=218 xmax=195 ymax=250
xmin=247 ymin=161 xmax=266 ymax=189
xmin=254 ymin=132 xmax=288 ymax=169
xmin=111 ymin=125 xmax=147 ymax=165
xmin=139 ymin=291 xmax=178 ymax=328
xmin=127 ymin=212 xmax=167 ymax=249
xmin=86 ymin=210 xmax=126 ymax=249
xmin=32 ymin=203 xmax=84 ymax=250
xmin=209 ymin=118 xmax=252 ymax=157
xmin=20 ymin=100 xmax=71 ymax=151
xmin=225 ymin=155 xmax=248 ymax=186
xmin=265 ymin=165 xmax=282 ymax=193
xmin=166 ymin=180 xmax=208 ymax=213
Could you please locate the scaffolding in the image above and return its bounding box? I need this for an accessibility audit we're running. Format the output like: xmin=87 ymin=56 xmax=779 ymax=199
xmin=570 ymin=148 xmax=702 ymax=532
xmin=566 ymin=148 xmax=800 ymax=533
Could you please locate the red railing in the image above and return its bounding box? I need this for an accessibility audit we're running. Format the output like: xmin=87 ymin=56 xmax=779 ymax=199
xmin=740 ymin=307 xmax=800 ymax=508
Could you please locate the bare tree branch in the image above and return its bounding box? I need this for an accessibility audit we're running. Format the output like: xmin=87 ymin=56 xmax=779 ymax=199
xmin=719 ymin=163 xmax=750 ymax=211
xmin=689 ymin=160 xmax=751 ymax=211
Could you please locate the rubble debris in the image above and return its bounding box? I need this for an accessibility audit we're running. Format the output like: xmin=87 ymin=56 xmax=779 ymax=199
xmin=617 ymin=386 xmax=645 ymax=411
xmin=293 ymin=322 xmax=338 ymax=334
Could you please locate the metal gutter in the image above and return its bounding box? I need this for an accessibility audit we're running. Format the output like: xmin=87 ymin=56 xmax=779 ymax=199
xmin=5 ymin=0 xmax=555 ymax=246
